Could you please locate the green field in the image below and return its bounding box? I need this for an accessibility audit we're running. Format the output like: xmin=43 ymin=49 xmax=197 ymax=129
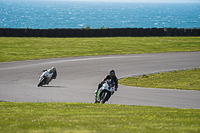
xmin=1 ymin=102 xmax=199 ymax=133
xmin=0 ymin=37 xmax=200 ymax=62
xmin=119 ymin=68 xmax=200 ymax=91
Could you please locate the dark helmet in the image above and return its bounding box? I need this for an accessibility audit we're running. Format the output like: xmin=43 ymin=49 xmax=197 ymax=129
xmin=109 ymin=70 xmax=115 ymax=76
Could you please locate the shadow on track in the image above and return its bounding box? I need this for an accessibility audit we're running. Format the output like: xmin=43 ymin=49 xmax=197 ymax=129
xmin=40 ymin=86 xmax=63 ymax=88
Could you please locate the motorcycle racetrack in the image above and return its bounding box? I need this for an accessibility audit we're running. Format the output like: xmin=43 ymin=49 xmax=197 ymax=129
xmin=0 ymin=52 xmax=200 ymax=109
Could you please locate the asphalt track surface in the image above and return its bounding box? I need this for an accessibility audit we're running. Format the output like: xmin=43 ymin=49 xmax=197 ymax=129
xmin=0 ymin=52 xmax=200 ymax=109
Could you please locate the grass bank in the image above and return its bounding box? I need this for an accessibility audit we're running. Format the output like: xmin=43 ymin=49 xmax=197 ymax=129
xmin=0 ymin=37 xmax=200 ymax=62
xmin=119 ymin=68 xmax=200 ymax=91
xmin=0 ymin=102 xmax=199 ymax=133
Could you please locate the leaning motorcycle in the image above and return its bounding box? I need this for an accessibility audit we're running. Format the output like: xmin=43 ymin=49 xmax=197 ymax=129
xmin=95 ymin=80 xmax=115 ymax=104
xmin=38 ymin=69 xmax=53 ymax=87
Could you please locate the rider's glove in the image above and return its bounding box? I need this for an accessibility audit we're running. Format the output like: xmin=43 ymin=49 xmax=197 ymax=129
xmin=100 ymin=81 xmax=105 ymax=85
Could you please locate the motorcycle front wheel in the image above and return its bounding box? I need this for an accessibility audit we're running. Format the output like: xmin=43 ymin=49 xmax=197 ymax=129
xmin=100 ymin=92 xmax=111 ymax=104
xmin=37 ymin=77 xmax=46 ymax=87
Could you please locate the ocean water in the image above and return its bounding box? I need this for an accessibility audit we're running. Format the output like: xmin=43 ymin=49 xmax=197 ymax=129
xmin=0 ymin=0 xmax=200 ymax=29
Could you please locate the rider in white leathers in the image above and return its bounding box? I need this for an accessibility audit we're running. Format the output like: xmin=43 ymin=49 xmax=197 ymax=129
xmin=43 ymin=67 xmax=57 ymax=83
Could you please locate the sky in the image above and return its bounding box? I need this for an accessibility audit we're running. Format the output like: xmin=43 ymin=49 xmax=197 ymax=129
xmin=30 ymin=0 xmax=200 ymax=3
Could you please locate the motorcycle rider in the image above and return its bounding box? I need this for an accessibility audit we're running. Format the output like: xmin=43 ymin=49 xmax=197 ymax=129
xmin=43 ymin=67 xmax=57 ymax=83
xmin=95 ymin=70 xmax=118 ymax=96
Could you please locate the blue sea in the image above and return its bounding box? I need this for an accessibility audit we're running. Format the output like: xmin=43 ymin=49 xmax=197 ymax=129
xmin=1 ymin=0 xmax=200 ymax=29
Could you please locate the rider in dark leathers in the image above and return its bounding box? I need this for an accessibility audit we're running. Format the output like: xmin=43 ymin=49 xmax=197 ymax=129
xmin=95 ymin=70 xmax=118 ymax=97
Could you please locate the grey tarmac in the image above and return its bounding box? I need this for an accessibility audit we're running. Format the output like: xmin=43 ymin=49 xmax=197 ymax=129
xmin=0 ymin=52 xmax=200 ymax=109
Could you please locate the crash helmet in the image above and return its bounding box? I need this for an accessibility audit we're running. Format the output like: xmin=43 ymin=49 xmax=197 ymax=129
xmin=109 ymin=69 xmax=115 ymax=76
xmin=49 ymin=67 xmax=56 ymax=74
xmin=52 ymin=67 xmax=56 ymax=72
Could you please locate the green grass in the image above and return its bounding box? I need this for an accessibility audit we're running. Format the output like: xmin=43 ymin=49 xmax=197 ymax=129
xmin=0 ymin=102 xmax=199 ymax=133
xmin=119 ymin=68 xmax=200 ymax=91
xmin=0 ymin=37 xmax=200 ymax=62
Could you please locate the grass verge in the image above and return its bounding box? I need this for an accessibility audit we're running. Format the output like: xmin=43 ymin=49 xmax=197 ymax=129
xmin=0 ymin=102 xmax=199 ymax=133
xmin=119 ymin=68 xmax=200 ymax=91
xmin=0 ymin=37 xmax=200 ymax=62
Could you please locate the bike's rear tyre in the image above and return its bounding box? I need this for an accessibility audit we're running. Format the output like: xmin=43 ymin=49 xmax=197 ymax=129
xmin=100 ymin=92 xmax=111 ymax=104
xmin=37 ymin=77 xmax=46 ymax=87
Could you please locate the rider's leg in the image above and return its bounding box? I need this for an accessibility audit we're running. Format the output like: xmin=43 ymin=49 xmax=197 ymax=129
xmin=47 ymin=78 xmax=53 ymax=85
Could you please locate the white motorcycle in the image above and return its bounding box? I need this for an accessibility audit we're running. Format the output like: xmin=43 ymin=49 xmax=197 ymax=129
xmin=95 ymin=79 xmax=115 ymax=104
xmin=38 ymin=69 xmax=53 ymax=87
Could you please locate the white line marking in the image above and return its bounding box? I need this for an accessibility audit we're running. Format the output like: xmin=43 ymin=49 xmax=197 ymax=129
xmin=0 ymin=55 xmax=142 ymax=71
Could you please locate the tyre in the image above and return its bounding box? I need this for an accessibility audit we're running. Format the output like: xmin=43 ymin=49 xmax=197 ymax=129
xmin=94 ymin=96 xmax=99 ymax=103
xmin=100 ymin=92 xmax=111 ymax=104
xmin=37 ymin=77 xmax=46 ymax=87
xmin=94 ymin=99 xmax=99 ymax=103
